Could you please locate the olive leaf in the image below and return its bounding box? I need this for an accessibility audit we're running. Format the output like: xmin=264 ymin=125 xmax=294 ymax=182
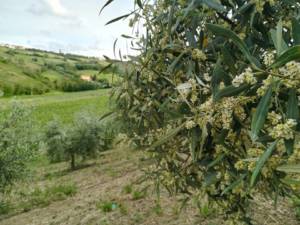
xmin=285 ymin=89 xmax=299 ymax=155
xmin=207 ymin=23 xmax=261 ymax=69
xmin=250 ymin=140 xmax=278 ymax=187
xmin=276 ymin=164 xmax=300 ymax=173
xmin=250 ymin=85 xmax=273 ymax=141
xmin=292 ymin=17 xmax=300 ymax=45
xmin=271 ymin=45 xmax=300 ymax=68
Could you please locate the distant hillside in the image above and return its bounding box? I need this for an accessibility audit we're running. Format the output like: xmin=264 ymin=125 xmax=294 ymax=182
xmin=0 ymin=45 xmax=122 ymax=96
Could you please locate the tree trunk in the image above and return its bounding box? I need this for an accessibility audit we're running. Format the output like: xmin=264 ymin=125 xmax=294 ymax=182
xmin=71 ymin=154 xmax=76 ymax=170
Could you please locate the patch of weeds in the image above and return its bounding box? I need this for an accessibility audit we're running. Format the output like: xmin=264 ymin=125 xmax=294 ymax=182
xmin=18 ymin=183 xmax=77 ymax=212
xmin=0 ymin=200 xmax=12 ymax=215
xmin=198 ymin=204 xmax=215 ymax=219
xmin=152 ymin=203 xmax=163 ymax=216
xmin=132 ymin=190 xmax=147 ymax=200
xmin=122 ymin=184 xmax=133 ymax=194
xmin=96 ymin=200 xmax=118 ymax=213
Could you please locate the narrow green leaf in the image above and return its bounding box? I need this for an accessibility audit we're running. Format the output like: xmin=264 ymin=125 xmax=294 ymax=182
xmin=292 ymin=17 xmax=300 ymax=45
xmin=250 ymin=141 xmax=278 ymax=187
xmin=221 ymin=46 xmax=237 ymax=74
xmin=277 ymin=164 xmax=300 ymax=173
xmin=136 ymin=0 xmax=143 ymax=9
xmin=105 ymin=13 xmax=131 ymax=25
xmin=190 ymin=128 xmax=200 ymax=162
xmin=270 ymin=20 xmax=288 ymax=56
xmin=281 ymin=178 xmax=300 ymax=185
xmin=150 ymin=124 xmax=185 ymax=149
xmin=99 ymin=0 xmax=114 ymax=15
xmin=168 ymin=52 xmax=185 ymax=73
xmin=221 ymin=174 xmax=246 ymax=195
xmin=214 ymin=84 xmax=249 ymax=101
xmin=285 ymin=89 xmax=299 ymax=155
xmin=208 ymin=153 xmax=225 ymax=168
xmin=250 ymin=85 xmax=273 ymax=141
xmin=271 ymin=45 xmax=300 ymax=68
xmin=121 ymin=34 xmax=135 ymax=39
xmin=207 ymin=23 xmax=261 ymax=69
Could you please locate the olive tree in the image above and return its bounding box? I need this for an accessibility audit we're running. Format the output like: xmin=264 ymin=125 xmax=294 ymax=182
xmin=103 ymin=0 xmax=300 ymax=223
xmin=0 ymin=104 xmax=37 ymax=193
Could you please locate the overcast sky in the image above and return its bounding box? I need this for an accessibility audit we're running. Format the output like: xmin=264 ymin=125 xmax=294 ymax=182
xmin=0 ymin=0 xmax=136 ymax=58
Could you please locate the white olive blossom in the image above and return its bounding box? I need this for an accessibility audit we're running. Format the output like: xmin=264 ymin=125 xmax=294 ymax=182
xmin=232 ymin=67 xmax=257 ymax=87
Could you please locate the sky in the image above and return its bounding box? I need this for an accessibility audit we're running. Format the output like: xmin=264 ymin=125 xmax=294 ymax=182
xmin=0 ymin=0 xmax=137 ymax=58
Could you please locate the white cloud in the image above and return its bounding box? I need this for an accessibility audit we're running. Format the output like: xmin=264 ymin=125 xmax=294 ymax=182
xmin=45 ymin=0 xmax=68 ymax=16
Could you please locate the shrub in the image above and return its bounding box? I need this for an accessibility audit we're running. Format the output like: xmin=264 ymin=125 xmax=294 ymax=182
xmin=107 ymin=0 xmax=300 ymax=223
xmin=44 ymin=120 xmax=66 ymax=163
xmin=0 ymin=103 xmax=37 ymax=192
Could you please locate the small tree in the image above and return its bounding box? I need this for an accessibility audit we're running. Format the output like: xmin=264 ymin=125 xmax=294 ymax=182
xmin=44 ymin=113 xmax=112 ymax=170
xmin=44 ymin=120 xmax=66 ymax=163
xmin=0 ymin=104 xmax=36 ymax=193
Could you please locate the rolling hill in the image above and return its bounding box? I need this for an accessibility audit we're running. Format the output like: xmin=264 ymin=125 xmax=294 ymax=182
xmin=0 ymin=45 xmax=121 ymax=96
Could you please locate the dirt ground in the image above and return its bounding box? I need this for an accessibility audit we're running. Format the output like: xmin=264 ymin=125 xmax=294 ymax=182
xmin=0 ymin=148 xmax=299 ymax=225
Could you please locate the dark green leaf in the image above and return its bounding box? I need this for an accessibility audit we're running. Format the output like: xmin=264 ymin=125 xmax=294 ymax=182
xmin=208 ymin=153 xmax=225 ymax=168
xmin=99 ymin=0 xmax=114 ymax=15
xmin=150 ymin=124 xmax=185 ymax=149
xmin=214 ymin=84 xmax=249 ymax=101
xmin=105 ymin=13 xmax=131 ymax=25
xmin=271 ymin=45 xmax=300 ymax=68
xmin=250 ymin=85 xmax=273 ymax=141
xmin=136 ymin=0 xmax=143 ymax=9
xmin=207 ymin=23 xmax=261 ymax=69
xmin=250 ymin=141 xmax=278 ymax=187
xmin=292 ymin=17 xmax=300 ymax=45
xmin=221 ymin=174 xmax=246 ymax=195
xmin=285 ymin=89 xmax=299 ymax=155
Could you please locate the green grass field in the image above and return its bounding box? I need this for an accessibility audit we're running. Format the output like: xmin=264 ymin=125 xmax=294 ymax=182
xmin=0 ymin=89 xmax=111 ymax=125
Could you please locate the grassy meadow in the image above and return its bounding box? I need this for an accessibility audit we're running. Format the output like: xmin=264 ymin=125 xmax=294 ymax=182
xmin=0 ymin=89 xmax=111 ymax=125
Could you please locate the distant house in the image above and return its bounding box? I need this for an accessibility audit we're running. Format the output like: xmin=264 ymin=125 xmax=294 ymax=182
xmin=80 ymin=75 xmax=92 ymax=82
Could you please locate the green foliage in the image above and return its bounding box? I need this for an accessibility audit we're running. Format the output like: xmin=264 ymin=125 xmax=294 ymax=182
xmin=44 ymin=120 xmax=66 ymax=163
xmin=131 ymin=190 xmax=147 ymax=200
xmin=44 ymin=112 xmax=114 ymax=169
xmin=96 ymin=200 xmax=118 ymax=213
xmin=0 ymin=201 xmax=12 ymax=215
xmin=109 ymin=0 xmax=300 ymax=223
xmin=0 ymin=103 xmax=37 ymax=192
